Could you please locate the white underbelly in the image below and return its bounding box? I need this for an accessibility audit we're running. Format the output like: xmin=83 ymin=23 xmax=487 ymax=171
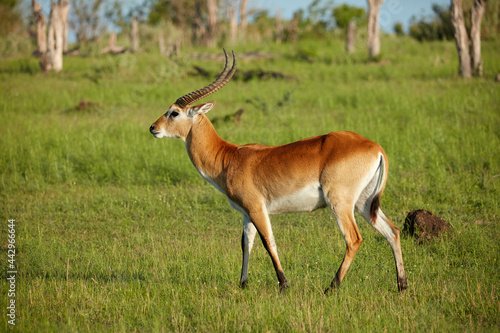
xmin=267 ymin=183 xmax=326 ymax=215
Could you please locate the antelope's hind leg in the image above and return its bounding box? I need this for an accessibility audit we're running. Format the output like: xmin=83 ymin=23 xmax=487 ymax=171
xmin=324 ymin=199 xmax=363 ymax=294
xmin=360 ymin=206 xmax=408 ymax=291
xmin=354 ymin=157 xmax=408 ymax=292
xmin=356 ymin=189 xmax=407 ymax=291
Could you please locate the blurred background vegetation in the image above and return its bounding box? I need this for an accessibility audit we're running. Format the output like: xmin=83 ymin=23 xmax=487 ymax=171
xmin=0 ymin=0 xmax=498 ymax=58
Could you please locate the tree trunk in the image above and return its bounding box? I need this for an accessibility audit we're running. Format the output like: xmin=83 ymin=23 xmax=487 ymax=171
xmin=287 ymin=13 xmax=299 ymax=43
xmin=239 ymin=0 xmax=247 ymax=36
xmin=159 ymin=30 xmax=166 ymax=55
xmin=60 ymin=0 xmax=70 ymax=53
xmin=450 ymin=0 xmax=472 ymax=78
xmin=109 ymin=32 xmax=117 ymax=48
xmin=229 ymin=8 xmax=237 ymax=43
xmin=206 ymin=0 xmax=217 ymax=47
xmin=32 ymin=0 xmax=47 ymax=55
xmin=367 ymin=0 xmax=384 ymax=59
xmin=47 ymin=1 xmax=64 ymax=72
xmin=174 ymin=40 xmax=181 ymax=56
xmin=346 ymin=20 xmax=356 ymax=54
xmin=470 ymin=0 xmax=486 ymax=76
xmin=193 ymin=0 xmax=206 ymax=45
xmin=275 ymin=10 xmax=283 ymax=44
xmin=131 ymin=15 xmax=139 ymax=52
xmin=100 ymin=32 xmax=126 ymax=54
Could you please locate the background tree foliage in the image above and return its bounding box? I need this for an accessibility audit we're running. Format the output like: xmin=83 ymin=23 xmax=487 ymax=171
xmin=148 ymin=0 xmax=201 ymax=28
xmin=332 ymin=4 xmax=366 ymax=29
xmin=393 ymin=21 xmax=404 ymax=36
xmin=70 ymin=0 xmax=105 ymax=43
xmin=0 ymin=0 xmax=21 ymax=36
xmin=286 ymin=0 xmax=337 ymax=39
xmin=409 ymin=4 xmax=454 ymax=41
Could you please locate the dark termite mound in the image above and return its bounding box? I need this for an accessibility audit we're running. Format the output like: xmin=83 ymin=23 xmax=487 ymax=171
xmin=403 ymin=210 xmax=452 ymax=244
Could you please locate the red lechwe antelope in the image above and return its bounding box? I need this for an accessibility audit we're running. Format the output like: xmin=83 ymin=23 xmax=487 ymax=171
xmin=150 ymin=50 xmax=408 ymax=293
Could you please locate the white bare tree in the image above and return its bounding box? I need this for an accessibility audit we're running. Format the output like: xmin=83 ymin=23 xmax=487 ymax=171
xmin=470 ymin=0 xmax=486 ymax=76
xmin=240 ymin=0 xmax=247 ymax=37
xmin=450 ymin=0 xmax=487 ymax=77
xmin=346 ymin=20 xmax=356 ymax=54
xmin=450 ymin=0 xmax=471 ymax=77
xmin=60 ymin=0 xmax=70 ymax=53
xmin=46 ymin=0 xmax=65 ymax=71
xmin=32 ymin=0 xmax=47 ymax=55
xmin=229 ymin=7 xmax=237 ymax=43
xmin=130 ymin=14 xmax=139 ymax=52
xmin=206 ymin=0 xmax=217 ymax=46
xmin=367 ymin=0 xmax=384 ymax=59
xmin=275 ymin=9 xmax=283 ymax=44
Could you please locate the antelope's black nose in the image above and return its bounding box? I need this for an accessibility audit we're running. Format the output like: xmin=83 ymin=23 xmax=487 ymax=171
xmin=149 ymin=125 xmax=155 ymax=133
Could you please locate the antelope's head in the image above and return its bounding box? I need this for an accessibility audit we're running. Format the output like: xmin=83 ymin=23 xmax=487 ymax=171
xmin=150 ymin=50 xmax=236 ymax=140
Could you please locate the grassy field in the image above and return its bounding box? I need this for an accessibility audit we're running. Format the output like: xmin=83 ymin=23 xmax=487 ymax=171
xmin=1 ymin=36 xmax=499 ymax=331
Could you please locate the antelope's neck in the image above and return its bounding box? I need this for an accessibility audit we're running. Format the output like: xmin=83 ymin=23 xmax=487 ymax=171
xmin=185 ymin=114 xmax=236 ymax=192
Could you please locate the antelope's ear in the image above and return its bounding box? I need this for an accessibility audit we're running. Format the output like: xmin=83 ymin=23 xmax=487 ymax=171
xmin=187 ymin=101 xmax=215 ymax=117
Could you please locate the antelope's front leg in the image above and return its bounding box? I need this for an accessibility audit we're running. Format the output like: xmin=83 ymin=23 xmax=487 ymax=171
xmin=249 ymin=208 xmax=289 ymax=292
xmin=240 ymin=215 xmax=257 ymax=288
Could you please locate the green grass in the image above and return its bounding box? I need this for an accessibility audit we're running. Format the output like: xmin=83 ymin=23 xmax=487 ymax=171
xmin=1 ymin=36 xmax=499 ymax=331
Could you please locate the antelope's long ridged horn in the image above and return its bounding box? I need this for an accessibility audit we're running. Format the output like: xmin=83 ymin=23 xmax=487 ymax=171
xmin=175 ymin=49 xmax=237 ymax=108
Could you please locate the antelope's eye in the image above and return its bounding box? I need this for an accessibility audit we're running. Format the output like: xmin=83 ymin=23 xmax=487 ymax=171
xmin=170 ymin=111 xmax=179 ymax=118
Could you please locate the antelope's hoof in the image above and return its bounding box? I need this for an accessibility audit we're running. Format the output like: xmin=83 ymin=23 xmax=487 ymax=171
xmin=324 ymin=282 xmax=339 ymax=295
xmin=398 ymin=278 xmax=408 ymax=292
xmin=279 ymin=282 xmax=289 ymax=294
